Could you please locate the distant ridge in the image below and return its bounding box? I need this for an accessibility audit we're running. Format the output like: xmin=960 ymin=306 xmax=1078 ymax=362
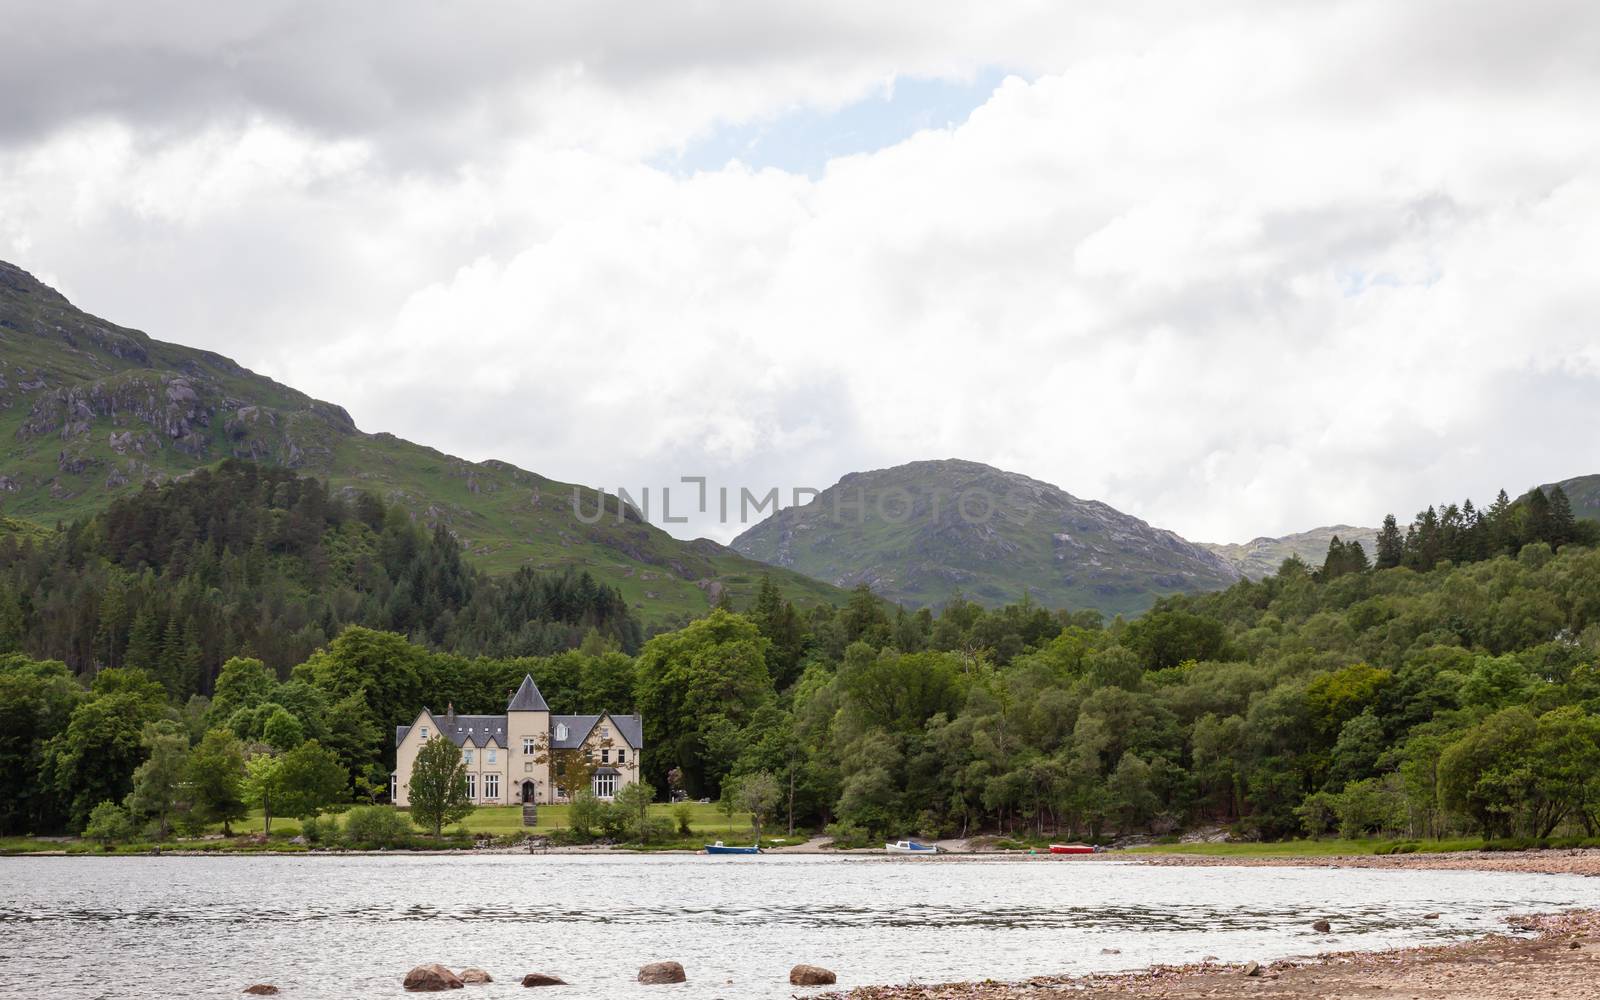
xmin=730 ymin=459 xmax=1241 ymax=616
xmin=1200 ymin=525 xmax=1380 ymax=580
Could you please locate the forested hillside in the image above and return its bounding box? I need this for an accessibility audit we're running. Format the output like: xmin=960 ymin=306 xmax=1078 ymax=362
xmin=8 ymin=479 xmax=1598 ymax=845
xmin=0 ymin=461 xmax=642 ymax=691
xmin=0 ymin=260 xmax=845 ymax=623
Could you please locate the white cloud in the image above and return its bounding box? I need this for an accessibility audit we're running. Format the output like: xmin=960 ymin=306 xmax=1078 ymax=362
xmin=2 ymin=0 xmax=1599 ymax=544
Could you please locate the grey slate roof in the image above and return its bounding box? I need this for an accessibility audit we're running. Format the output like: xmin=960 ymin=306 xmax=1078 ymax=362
xmin=394 ymin=704 xmax=642 ymax=749
xmin=551 ymin=713 xmax=643 ymax=749
xmin=507 ymin=674 xmax=549 ymax=712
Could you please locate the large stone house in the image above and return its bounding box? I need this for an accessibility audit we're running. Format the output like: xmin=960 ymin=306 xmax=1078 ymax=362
xmin=391 ymin=674 xmax=642 ymax=806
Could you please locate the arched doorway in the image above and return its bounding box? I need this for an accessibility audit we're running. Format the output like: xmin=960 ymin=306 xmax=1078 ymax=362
xmin=520 ymin=780 xmax=536 ymax=804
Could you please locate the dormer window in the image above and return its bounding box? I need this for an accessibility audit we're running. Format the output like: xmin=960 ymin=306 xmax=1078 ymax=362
xmin=464 ymin=749 xmax=474 ymax=764
xmin=555 ymin=723 xmax=569 ymax=742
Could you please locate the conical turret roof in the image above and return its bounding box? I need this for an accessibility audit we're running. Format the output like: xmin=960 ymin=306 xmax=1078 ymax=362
xmin=506 ymin=674 xmax=549 ymax=712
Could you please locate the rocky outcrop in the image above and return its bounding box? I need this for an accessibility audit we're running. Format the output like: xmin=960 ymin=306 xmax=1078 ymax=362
xmin=789 ymin=965 xmax=836 ymax=986
xmin=1312 ymin=918 xmax=1332 ymax=933
xmin=457 ymin=968 xmax=492 ymax=984
xmin=242 ymin=986 xmax=279 ymax=996
xmin=637 ymin=961 xmax=686 ymax=984
xmin=403 ymin=964 xmax=464 ymax=991
xmin=519 ymin=972 xmax=567 ymax=987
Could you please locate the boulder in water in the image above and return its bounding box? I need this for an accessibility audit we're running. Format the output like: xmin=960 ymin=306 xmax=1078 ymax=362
xmin=637 ymin=961 xmax=686 ymax=984
xmin=521 ymin=972 xmax=568 ymax=987
xmin=789 ymin=965 xmax=836 ymax=986
xmin=403 ymin=964 xmax=464 ymax=991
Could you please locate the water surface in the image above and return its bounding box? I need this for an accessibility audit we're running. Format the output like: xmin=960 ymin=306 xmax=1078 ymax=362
xmin=1 ymin=854 xmax=1590 ymax=999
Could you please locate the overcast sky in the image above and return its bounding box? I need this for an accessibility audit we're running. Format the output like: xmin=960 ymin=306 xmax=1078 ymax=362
xmin=4 ymin=1 xmax=1599 ymax=544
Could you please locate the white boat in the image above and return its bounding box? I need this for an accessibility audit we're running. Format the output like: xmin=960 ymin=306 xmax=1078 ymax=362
xmin=885 ymin=840 xmax=937 ymax=853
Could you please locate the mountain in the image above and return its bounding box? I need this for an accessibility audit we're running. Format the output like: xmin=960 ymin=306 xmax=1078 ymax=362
xmin=0 ymin=260 xmax=844 ymax=623
xmin=729 ymin=459 xmax=1241 ymax=616
xmin=1200 ymin=525 xmax=1380 ymax=580
xmin=1545 ymin=474 xmax=1600 ymax=523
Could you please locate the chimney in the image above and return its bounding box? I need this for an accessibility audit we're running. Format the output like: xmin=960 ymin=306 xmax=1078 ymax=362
xmin=447 ymin=702 xmax=456 ymax=723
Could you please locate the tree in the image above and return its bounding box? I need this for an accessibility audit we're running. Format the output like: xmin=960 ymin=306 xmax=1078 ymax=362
xmin=83 ymin=800 xmax=134 ymax=849
xmin=633 ymin=610 xmax=774 ymax=798
xmin=260 ymin=706 xmax=306 ymax=750
xmin=1375 ymin=514 xmax=1405 ymax=570
xmin=407 ymin=734 xmax=473 ymax=837
xmin=44 ymin=668 xmax=169 ymax=829
xmin=613 ymin=779 xmax=655 ymax=843
xmin=124 ymin=720 xmax=189 ymax=839
xmin=736 ymin=771 xmax=781 ymax=842
xmin=245 ymin=740 xmax=347 ymax=836
xmin=186 ymin=728 xmax=248 ymax=835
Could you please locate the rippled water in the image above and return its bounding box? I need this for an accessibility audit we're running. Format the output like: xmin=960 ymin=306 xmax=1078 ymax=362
xmin=1 ymin=854 xmax=1591 ymax=999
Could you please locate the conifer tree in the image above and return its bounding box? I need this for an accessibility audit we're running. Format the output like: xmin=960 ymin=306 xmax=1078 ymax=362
xmin=1374 ymin=514 xmax=1404 ymax=570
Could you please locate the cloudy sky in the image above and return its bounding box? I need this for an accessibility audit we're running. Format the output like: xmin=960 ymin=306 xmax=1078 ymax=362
xmin=4 ymin=1 xmax=1598 ymax=544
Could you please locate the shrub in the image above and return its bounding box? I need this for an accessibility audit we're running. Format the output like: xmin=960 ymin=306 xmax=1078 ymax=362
xmin=568 ymin=792 xmax=604 ymax=839
xmin=300 ymin=815 xmax=327 ymax=845
xmin=598 ymin=801 xmax=630 ymax=841
xmin=83 ymin=801 xmax=135 ymax=849
xmin=672 ymin=803 xmax=694 ymax=837
xmin=341 ymin=806 xmax=413 ymax=848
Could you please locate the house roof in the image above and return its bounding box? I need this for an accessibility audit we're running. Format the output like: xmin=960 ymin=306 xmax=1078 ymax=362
xmin=394 ymin=706 xmax=642 ymax=749
xmin=507 ymin=674 xmax=549 ymax=712
xmin=551 ymin=713 xmax=643 ymax=750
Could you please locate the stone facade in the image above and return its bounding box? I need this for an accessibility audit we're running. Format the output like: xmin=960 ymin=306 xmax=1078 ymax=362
xmin=391 ymin=675 xmax=642 ymax=807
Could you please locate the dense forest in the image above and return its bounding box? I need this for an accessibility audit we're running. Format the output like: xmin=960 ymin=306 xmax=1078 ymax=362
xmin=4 ymin=472 xmax=1599 ymax=847
xmin=0 ymin=461 xmax=642 ymax=691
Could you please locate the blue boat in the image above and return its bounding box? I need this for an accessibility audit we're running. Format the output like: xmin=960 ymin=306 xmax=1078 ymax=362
xmin=704 ymin=840 xmax=761 ymax=855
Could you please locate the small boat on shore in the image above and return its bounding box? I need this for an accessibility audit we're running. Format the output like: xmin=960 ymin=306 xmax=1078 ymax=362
xmin=885 ymin=840 xmax=937 ymax=853
xmin=1048 ymin=843 xmax=1095 ymax=854
xmin=704 ymin=841 xmax=760 ymax=855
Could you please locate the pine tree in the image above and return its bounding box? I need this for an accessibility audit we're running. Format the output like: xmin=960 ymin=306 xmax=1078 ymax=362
xmin=1374 ymin=514 xmax=1404 ymax=570
xmin=124 ymin=606 xmax=162 ymax=673
xmin=1548 ymin=485 xmax=1576 ymax=547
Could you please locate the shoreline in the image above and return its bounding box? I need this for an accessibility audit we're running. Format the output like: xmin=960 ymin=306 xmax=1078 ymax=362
xmin=815 ymin=909 xmax=1600 ymax=999
xmin=8 ymin=842 xmax=1600 ymax=875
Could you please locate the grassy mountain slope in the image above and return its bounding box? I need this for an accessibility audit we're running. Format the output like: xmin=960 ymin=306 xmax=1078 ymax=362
xmin=0 ymin=260 xmax=844 ymax=623
xmin=1546 ymin=474 xmax=1600 ymax=523
xmin=1199 ymin=524 xmax=1380 ymax=580
xmin=730 ymin=458 xmax=1241 ymax=616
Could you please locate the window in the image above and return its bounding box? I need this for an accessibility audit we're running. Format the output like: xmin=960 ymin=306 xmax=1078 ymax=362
xmin=617 ymin=749 xmax=626 ymax=764
xmin=600 ymin=725 xmax=610 ymax=739
xmin=601 ymin=749 xmax=610 ymax=764
xmin=594 ymin=772 xmax=616 ymax=798
xmin=419 ymin=727 xmax=428 ymax=741
xmin=464 ymin=749 xmax=474 ymax=765
xmin=465 ymin=773 xmax=477 ymax=799
xmin=390 ymin=773 xmax=398 ymax=801
xmin=522 ymin=737 xmax=535 ymax=755
xmin=484 ymin=774 xmax=500 ymax=800
xmin=487 ymin=748 xmax=497 ymax=764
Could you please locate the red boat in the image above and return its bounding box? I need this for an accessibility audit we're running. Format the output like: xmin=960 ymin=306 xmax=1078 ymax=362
xmin=1048 ymin=843 xmax=1095 ymax=854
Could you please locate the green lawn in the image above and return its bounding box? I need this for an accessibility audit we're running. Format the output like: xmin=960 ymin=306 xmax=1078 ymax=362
xmin=235 ymin=800 xmax=755 ymax=838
